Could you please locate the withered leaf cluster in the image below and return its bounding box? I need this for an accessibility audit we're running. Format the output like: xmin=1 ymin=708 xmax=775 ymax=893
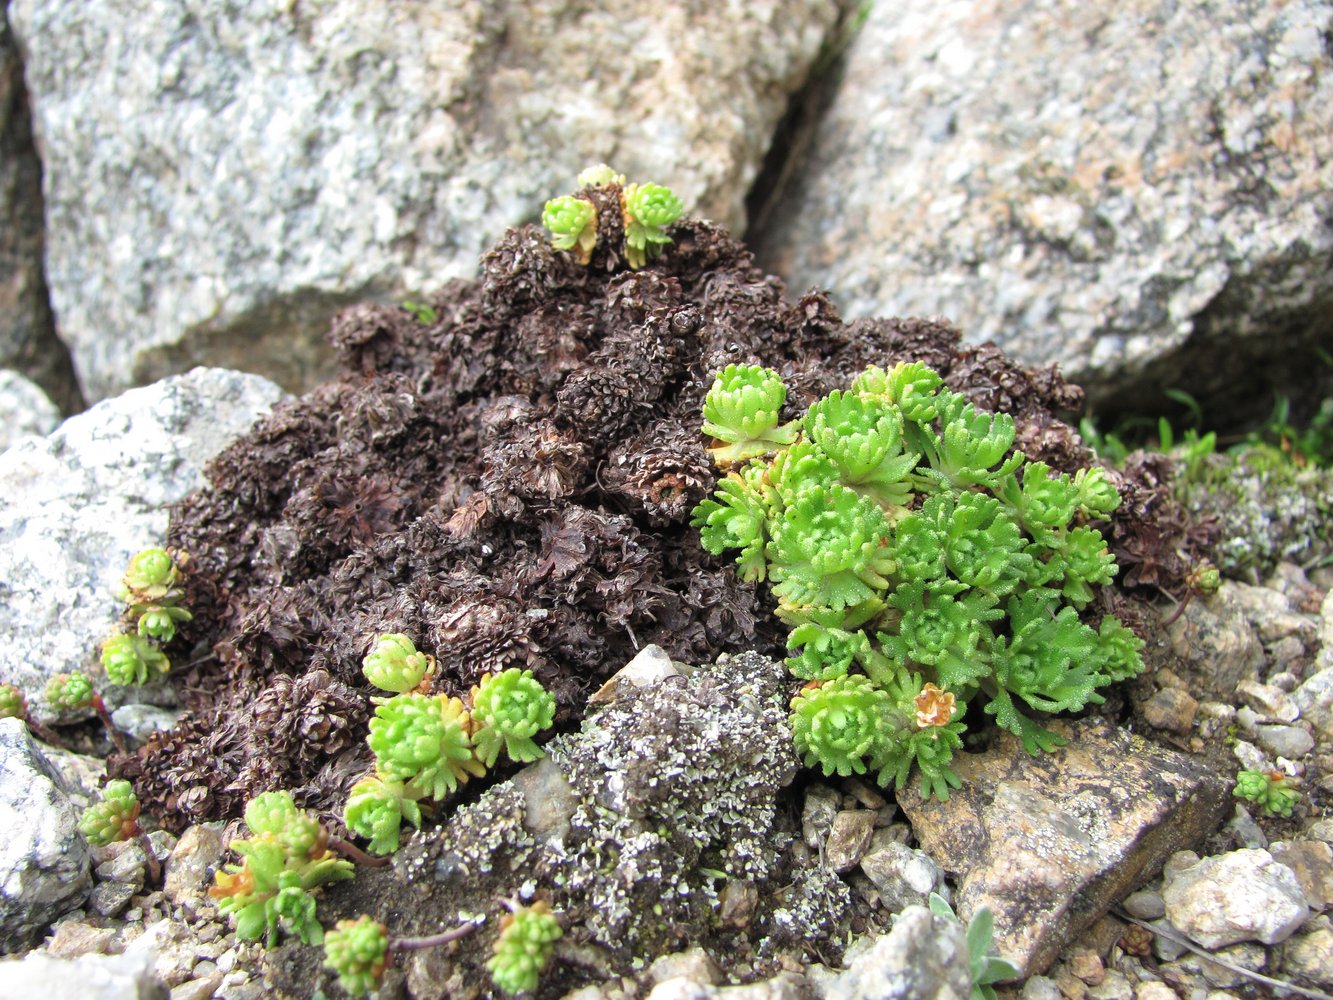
xmin=112 ymin=208 xmax=1197 ymax=830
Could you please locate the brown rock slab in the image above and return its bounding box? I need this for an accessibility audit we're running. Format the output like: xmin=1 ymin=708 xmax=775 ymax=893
xmin=898 ymin=717 xmax=1229 ymax=976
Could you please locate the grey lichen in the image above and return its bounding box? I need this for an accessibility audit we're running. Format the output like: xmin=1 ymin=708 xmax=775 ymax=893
xmin=1176 ymin=445 xmax=1333 ymax=578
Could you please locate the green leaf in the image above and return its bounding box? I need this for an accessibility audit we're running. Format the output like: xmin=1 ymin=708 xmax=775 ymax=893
xmin=966 ymin=906 xmax=994 ymax=966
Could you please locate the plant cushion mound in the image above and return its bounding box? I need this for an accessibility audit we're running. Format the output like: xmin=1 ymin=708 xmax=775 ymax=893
xmin=109 ymin=177 xmax=1191 ymax=831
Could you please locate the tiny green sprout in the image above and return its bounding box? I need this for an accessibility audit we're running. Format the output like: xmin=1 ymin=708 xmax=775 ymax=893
xmin=402 ymin=300 xmax=438 ymax=325
xmin=488 ymin=901 xmax=563 ymax=996
xmin=119 ymin=547 xmax=180 ymax=602
xmin=323 ymin=916 xmax=390 ymax=997
xmin=362 ymin=633 xmax=433 ymax=694
xmin=0 ymin=682 xmax=26 ymax=720
xmin=44 ymin=672 xmax=95 ymax=713
xmin=577 ymin=163 xmax=623 ymax=188
xmin=701 ymin=363 xmax=799 ymax=466
xmin=1234 ymin=768 xmax=1301 ymax=818
xmin=101 ymin=631 xmax=170 ymax=686
xmin=928 ymin=892 xmax=1020 ymax=1000
xmin=470 ymin=669 xmax=557 ymax=768
xmin=79 ymin=779 xmax=141 ymax=846
xmin=344 ymin=775 xmax=423 ymax=855
xmin=1186 ymin=559 xmax=1222 ymax=595
xmin=542 ymin=196 xmax=599 ymax=264
xmin=136 ymin=603 xmax=192 ymax=643
xmin=621 ymin=182 xmax=683 ymax=269
xmin=368 ymin=694 xmax=486 ymax=801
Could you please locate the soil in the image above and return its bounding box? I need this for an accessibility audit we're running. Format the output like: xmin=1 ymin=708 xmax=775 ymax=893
xmin=107 ymin=187 xmax=1208 ymax=836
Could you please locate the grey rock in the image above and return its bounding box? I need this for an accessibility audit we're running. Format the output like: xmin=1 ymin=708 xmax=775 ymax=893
xmin=0 ymin=948 xmax=167 ymax=1000
xmin=1166 ymin=587 xmax=1265 ymax=700
xmin=754 ymin=0 xmax=1333 ymax=415
xmin=37 ymin=746 xmax=105 ymax=814
xmin=1320 ymin=588 xmax=1333 ymax=670
xmin=1121 ymin=889 xmax=1165 ymax=921
xmin=1224 ymin=805 xmax=1268 ymax=851
xmin=0 ymin=719 xmax=91 ymax=953
xmin=647 ymin=949 xmax=721 ymax=987
xmin=802 ymin=785 xmax=841 ymax=850
xmin=1231 ymin=740 xmax=1269 ymax=773
xmin=1234 ymin=680 xmax=1298 ymax=722
xmin=1269 ymin=840 xmax=1333 ymax=911
xmin=86 ymin=881 xmax=136 ymax=919
xmin=1085 ymin=970 xmax=1133 ymax=1000
xmin=0 ymin=19 xmax=80 ymax=415
xmin=390 ymin=651 xmax=806 ymax=986
xmin=826 ymin=809 xmax=877 ymax=873
xmin=0 ymin=370 xmax=60 ymax=453
xmin=1019 ymin=977 xmax=1062 ymax=1000
xmin=1293 ymin=668 xmax=1333 ymax=743
xmin=1253 ymin=722 xmax=1315 ymax=759
xmin=1283 ymin=924 xmax=1333 ymax=987
xmin=1162 ymin=848 xmax=1310 ymax=947
xmin=898 ymin=718 xmax=1230 ymax=976
xmin=807 ymin=905 xmax=972 ymax=999
xmin=860 ymin=842 xmax=946 ymax=913
xmin=45 ymin=920 xmax=118 ymax=960
xmin=109 ymin=705 xmax=186 ymax=744
xmin=1162 ymin=943 xmax=1267 ymax=990
xmin=9 ymin=0 xmax=840 ymax=402
xmin=0 ymin=368 xmax=285 ymax=703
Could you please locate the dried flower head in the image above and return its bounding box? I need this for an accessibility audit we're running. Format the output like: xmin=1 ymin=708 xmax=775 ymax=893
xmin=913 ymin=683 xmax=956 ymax=728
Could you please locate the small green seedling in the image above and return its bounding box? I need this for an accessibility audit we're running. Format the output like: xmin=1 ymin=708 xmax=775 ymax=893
xmin=402 ymin=300 xmax=439 ymax=325
xmin=621 ymin=182 xmax=683 ymax=270
xmin=44 ymin=672 xmax=128 ymax=754
xmin=209 ymin=791 xmax=356 ymax=947
xmin=362 ymin=633 xmax=434 ymax=695
xmin=1234 ymin=768 xmax=1300 ymax=817
xmin=322 ymin=913 xmax=483 ymax=996
xmin=928 ymin=892 xmax=1020 ymax=1000
xmin=470 ymin=668 xmax=557 ymax=768
xmin=488 ymin=900 xmax=563 ymax=996
xmin=541 ymin=196 xmax=598 ymax=264
xmin=79 ymin=779 xmax=161 ymax=882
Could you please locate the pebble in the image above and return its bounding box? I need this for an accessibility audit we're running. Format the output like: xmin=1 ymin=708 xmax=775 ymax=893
xmin=1163 ymin=848 xmax=1310 ymax=948
xmin=1253 ymin=723 xmax=1314 ymax=759
xmin=647 ymin=949 xmax=720 ymax=986
xmin=44 ymin=920 xmax=117 ymax=959
xmin=1268 ymin=840 xmax=1333 ymax=911
xmin=1283 ymin=924 xmax=1333 ymax=988
xmin=1121 ymin=889 xmax=1165 ymax=921
xmin=88 ymin=882 xmax=136 ymax=918
xmin=825 ymin=810 xmax=877 ymax=872
xmin=1084 ymin=969 xmax=1132 ymax=1000
xmin=171 ymin=973 xmax=225 ymax=1000
xmin=801 ymin=786 xmax=840 ymax=850
xmin=1133 ymin=982 xmax=1179 ymax=1000
xmin=1066 ymin=949 xmax=1104 ymax=985
xmin=1143 ymin=688 xmax=1199 ymax=734
xmin=164 ymin=824 xmax=227 ymax=906
xmin=1231 ymin=740 xmax=1268 ymax=772
xmin=1235 ymin=680 xmax=1298 ymax=721
xmin=1224 ymin=805 xmax=1268 ymax=850
xmin=858 ymin=842 xmax=945 ymax=912
xmin=840 ymin=777 xmax=887 ymax=810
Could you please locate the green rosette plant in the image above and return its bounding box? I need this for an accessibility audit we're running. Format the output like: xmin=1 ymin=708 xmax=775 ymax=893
xmin=367 ymin=693 xmax=485 ymax=801
xmin=692 ymin=360 xmax=1145 ymax=799
xmin=79 ymin=779 xmax=141 ymax=846
xmin=44 ymin=672 xmax=95 ymax=713
xmin=0 ymin=683 xmax=26 ymax=720
xmin=622 ymin=181 xmax=683 ymax=269
xmin=1234 ymin=768 xmax=1301 ymax=817
xmin=362 ymin=633 xmax=433 ymax=695
xmin=101 ymin=632 xmax=170 ymax=686
xmin=470 ymin=668 xmax=557 ymax=768
xmin=488 ymin=901 xmax=563 ymax=996
xmin=699 ymin=363 xmax=799 ymax=466
xmin=323 ymin=916 xmax=390 ymax=996
xmin=135 ymin=603 xmax=192 ymax=643
xmin=541 ymin=196 xmax=598 ymax=264
xmin=118 ymin=547 xmax=180 ymax=603
xmin=344 ymin=775 xmax=423 ymax=855
xmin=209 ymin=790 xmax=354 ymax=948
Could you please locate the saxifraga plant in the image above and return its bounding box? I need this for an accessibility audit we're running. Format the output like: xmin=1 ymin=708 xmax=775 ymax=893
xmin=692 ymin=361 xmax=1145 ymax=800
xmin=1234 ymin=768 xmax=1301 ymax=818
xmin=79 ymin=778 xmax=162 ymax=883
xmin=345 ymin=637 xmax=556 ymax=855
xmin=322 ymin=913 xmax=484 ymax=996
xmin=209 ymin=791 xmax=355 ymax=947
xmin=542 ymin=166 xmax=684 ymax=270
xmin=100 ymin=546 xmax=191 ymax=689
xmin=488 ymin=900 xmax=563 ymax=996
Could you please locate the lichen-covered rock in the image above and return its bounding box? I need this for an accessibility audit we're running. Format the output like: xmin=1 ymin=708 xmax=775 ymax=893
xmin=1175 ymin=446 xmax=1333 ymax=579
xmin=9 ymin=0 xmax=840 ymax=401
xmin=0 ymin=368 xmax=285 ymax=702
xmin=1162 ymin=848 xmax=1310 ymax=947
xmin=270 ymin=650 xmax=813 ymax=997
xmin=898 ymin=717 xmax=1230 ymax=976
xmin=0 ymin=719 xmax=92 ymax=954
xmin=754 ymin=0 xmax=1333 ymax=416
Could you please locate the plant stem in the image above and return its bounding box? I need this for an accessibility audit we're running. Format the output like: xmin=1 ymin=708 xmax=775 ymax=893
xmin=327 ymin=835 xmax=392 ymax=868
xmin=388 ymin=917 xmax=484 ymax=953
xmin=91 ymin=694 xmax=129 ymax=755
xmin=137 ymin=831 xmax=162 ymax=884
